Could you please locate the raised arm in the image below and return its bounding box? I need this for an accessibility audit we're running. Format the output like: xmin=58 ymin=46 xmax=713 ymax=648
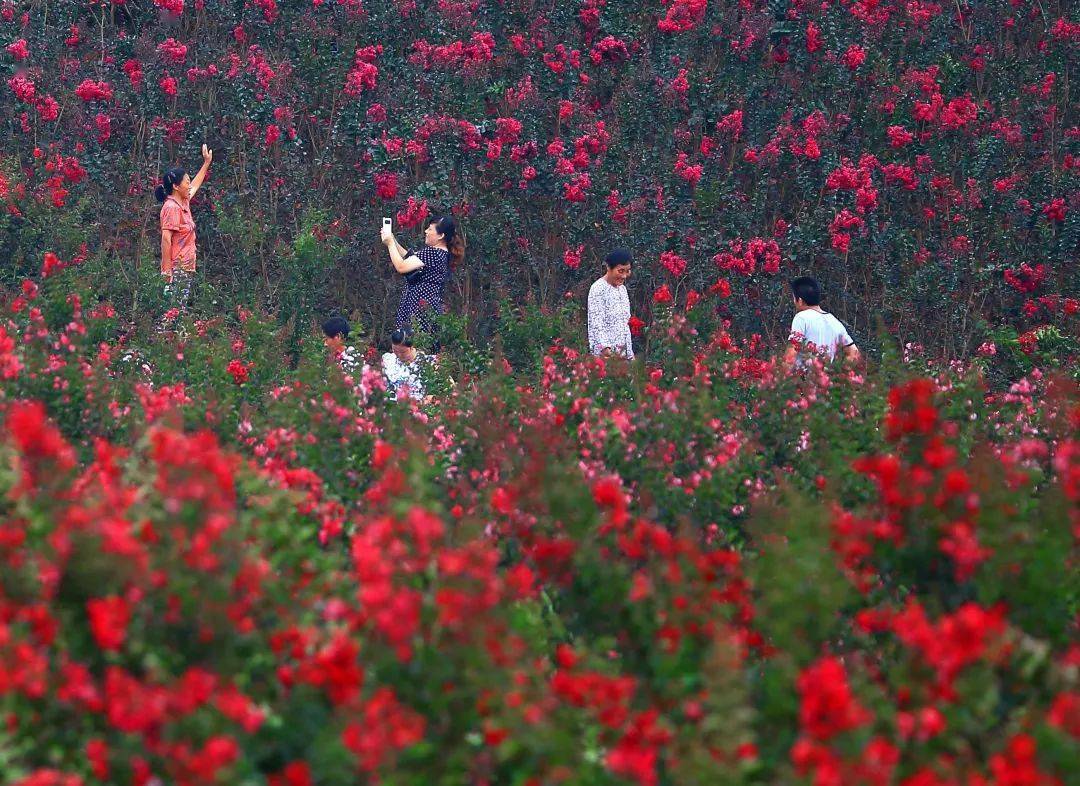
xmin=189 ymin=145 xmax=213 ymax=197
xmin=384 ymin=234 xmax=424 ymax=274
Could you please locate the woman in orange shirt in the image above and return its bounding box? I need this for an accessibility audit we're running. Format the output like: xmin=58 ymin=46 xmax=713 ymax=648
xmin=155 ymin=144 xmax=212 ymax=310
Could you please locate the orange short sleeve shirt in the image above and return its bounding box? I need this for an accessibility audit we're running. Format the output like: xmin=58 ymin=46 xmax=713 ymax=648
xmin=160 ymin=196 xmax=197 ymax=276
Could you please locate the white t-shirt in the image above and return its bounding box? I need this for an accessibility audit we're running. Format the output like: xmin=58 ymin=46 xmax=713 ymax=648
xmin=587 ymin=277 xmax=634 ymax=359
xmin=381 ymin=352 xmax=431 ymax=399
xmin=789 ymin=309 xmax=854 ymax=362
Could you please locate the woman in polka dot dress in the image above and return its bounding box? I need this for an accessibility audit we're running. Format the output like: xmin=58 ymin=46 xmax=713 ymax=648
xmin=381 ymin=215 xmax=464 ymax=335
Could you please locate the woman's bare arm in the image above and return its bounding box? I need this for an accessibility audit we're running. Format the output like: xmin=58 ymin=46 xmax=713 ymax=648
xmin=189 ymin=145 xmax=213 ymax=197
xmin=161 ymin=230 xmax=173 ymax=271
xmin=385 ymin=237 xmax=424 ymax=274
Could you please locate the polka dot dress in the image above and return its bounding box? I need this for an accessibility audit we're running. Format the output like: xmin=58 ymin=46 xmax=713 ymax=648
xmin=395 ymin=246 xmax=451 ymax=334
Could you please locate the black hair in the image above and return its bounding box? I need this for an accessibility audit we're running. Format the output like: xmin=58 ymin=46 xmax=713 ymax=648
xmin=154 ymin=167 xmax=188 ymax=203
xmin=390 ymin=328 xmax=414 ymax=347
xmin=790 ymin=276 xmax=822 ymax=306
xmin=428 ymin=215 xmax=465 ymax=267
xmin=605 ymin=248 xmax=633 ymax=269
xmin=322 ymin=316 xmax=351 ymax=339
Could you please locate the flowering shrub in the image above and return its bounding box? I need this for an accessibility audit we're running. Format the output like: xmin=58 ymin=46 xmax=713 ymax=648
xmin=0 ymin=252 xmax=1077 ymax=784
xmin=0 ymin=0 xmax=1076 ymax=353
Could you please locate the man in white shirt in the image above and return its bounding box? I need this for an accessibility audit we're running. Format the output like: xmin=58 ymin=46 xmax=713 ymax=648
xmin=588 ymin=248 xmax=634 ymax=360
xmin=783 ymin=276 xmax=860 ymax=367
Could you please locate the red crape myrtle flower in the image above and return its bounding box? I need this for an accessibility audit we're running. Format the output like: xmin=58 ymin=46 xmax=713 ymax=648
xmin=5 ymin=400 xmax=76 ymax=494
xmin=374 ymin=171 xmax=398 ymax=200
xmin=342 ymin=688 xmax=426 ymax=772
xmin=1047 ymin=692 xmax=1080 ymax=738
xmin=885 ymin=378 xmax=939 ymax=440
xmin=86 ymin=596 xmax=131 ymax=652
xmin=226 ymin=358 xmax=251 ymax=385
xmin=10 ymin=771 xmax=84 ymax=786
xmin=796 ymin=656 xmax=871 ymax=740
xmin=891 ymin=600 xmax=1007 ymax=691
xmin=659 ymin=250 xmax=687 ymax=277
xmin=269 ymin=762 xmax=313 ymax=786
xmin=74 ymin=79 xmax=114 ymax=103
xmin=345 ymin=45 xmax=381 ymax=96
xmin=5 ymin=38 xmax=29 ymax=60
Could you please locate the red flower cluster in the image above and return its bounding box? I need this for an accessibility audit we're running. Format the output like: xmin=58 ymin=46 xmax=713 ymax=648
xmin=892 ymin=600 xmax=1007 ymax=691
xmin=659 ymin=250 xmax=687 ymax=277
xmin=884 ymin=378 xmax=938 ymax=440
xmin=342 ymin=689 xmax=426 ymax=772
xmin=344 ymin=45 xmax=381 ymax=96
xmin=73 ymin=79 xmax=113 ymax=103
xmin=796 ymin=656 xmax=871 ymax=740
xmin=657 ymin=0 xmax=706 ymax=33
xmin=226 ymin=358 xmax=252 ymax=384
xmin=374 ymin=171 xmax=398 ymax=200
xmin=86 ymin=596 xmax=131 ymax=651
xmin=712 ymin=237 xmax=782 ymax=275
xmin=157 ymin=37 xmax=188 ymax=64
xmin=410 ymin=32 xmax=495 ymax=75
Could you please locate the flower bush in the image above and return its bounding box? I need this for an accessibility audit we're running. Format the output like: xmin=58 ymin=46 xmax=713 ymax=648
xmin=0 ymin=0 xmax=1076 ymax=353
xmin=0 ymin=254 xmax=1077 ymax=785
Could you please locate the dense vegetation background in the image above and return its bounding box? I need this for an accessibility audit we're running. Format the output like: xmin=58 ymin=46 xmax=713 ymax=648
xmin=1 ymin=0 xmax=1077 ymax=355
xmin=0 ymin=3 xmax=1078 ymax=786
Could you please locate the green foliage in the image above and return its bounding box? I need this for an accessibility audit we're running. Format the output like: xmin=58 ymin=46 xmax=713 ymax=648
xmin=494 ymin=299 xmax=582 ymax=375
xmin=278 ymin=211 xmax=345 ymax=366
xmin=747 ymin=490 xmax=854 ymax=662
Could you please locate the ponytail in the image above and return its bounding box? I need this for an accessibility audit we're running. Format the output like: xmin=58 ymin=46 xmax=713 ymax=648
xmin=448 ymin=231 xmax=466 ymax=267
xmin=431 ymin=215 xmax=466 ymax=267
xmin=155 ymin=167 xmax=188 ymax=203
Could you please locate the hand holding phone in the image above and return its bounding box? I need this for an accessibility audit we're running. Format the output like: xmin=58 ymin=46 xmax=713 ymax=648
xmin=380 ymin=217 xmax=392 ymax=244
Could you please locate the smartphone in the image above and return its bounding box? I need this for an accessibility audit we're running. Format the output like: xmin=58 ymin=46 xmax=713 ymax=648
xmin=382 ymin=217 xmax=392 ymax=229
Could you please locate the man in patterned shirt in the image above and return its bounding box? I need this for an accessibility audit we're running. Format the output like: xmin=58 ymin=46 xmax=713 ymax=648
xmin=322 ymin=316 xmax=361 ymax=374
xmin=587 ymin=248 xmax=635 ymax=360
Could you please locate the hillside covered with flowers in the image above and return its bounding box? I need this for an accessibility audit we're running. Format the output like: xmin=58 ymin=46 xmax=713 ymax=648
xmin=1 ymin=0 xmax=1077 ymax=351
xmin=1 ymin=1 xmax=1079 ymax=785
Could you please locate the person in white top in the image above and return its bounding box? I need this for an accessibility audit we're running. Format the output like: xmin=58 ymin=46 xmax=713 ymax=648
xmin=783 ymin=276 xmax=860 ymax=367
xmin=587 ymin=248 xmax=634 ymax=360
xmin=381 ymin=328 xmax=433 ymax=400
